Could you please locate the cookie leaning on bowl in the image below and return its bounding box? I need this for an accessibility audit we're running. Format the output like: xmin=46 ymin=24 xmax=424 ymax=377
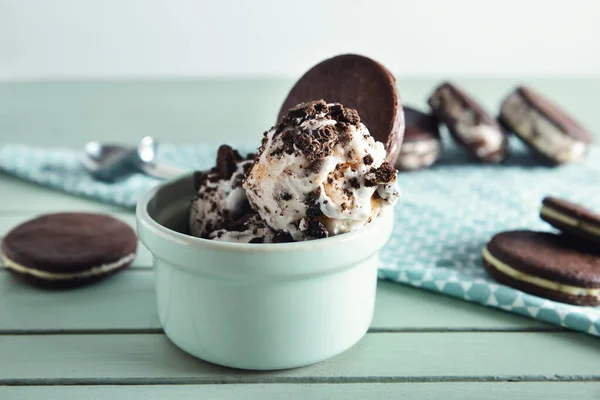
xmin=1 ymin=212 xmax=137 ymax=288
xmin=277 ymin=53 xmax=405 ymax=165
xmin=499 ymin=86 xmax=592 ymax=164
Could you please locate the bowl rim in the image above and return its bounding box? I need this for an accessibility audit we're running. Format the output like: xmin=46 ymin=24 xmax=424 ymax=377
xmin=136 ymin=174 xmax=393 ymax=254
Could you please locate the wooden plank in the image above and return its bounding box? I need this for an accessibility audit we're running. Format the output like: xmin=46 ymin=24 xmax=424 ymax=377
xmin=0 ymin=271 xmax=551 ymax=333
xmin=0 ymin=270 xmax=160 ymax=332
xmin=1 ymin=332 xmax=599 ymax=384
xmin=2 ymin=383 xmax=600 ymax=400
xmin=372 ymin=281 xmax=552 ymax=331
xmin=0 ymin=213 xmax=153 ymax=268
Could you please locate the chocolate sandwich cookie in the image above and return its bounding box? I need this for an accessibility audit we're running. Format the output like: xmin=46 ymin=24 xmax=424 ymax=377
xmin=395 ymin=106 xmax=442 ymax=171
xmin=499 ymin=86 xmax=592 ymax=164
xmin=482 ymin=230 xmax=600 ymax=306
xmin=277 ymin=54 xmax=404 ymax=165
xmin=1 ymin=212 xmax=137 ymax=288
xmin=428 ymin=82 xmax=509 ymax=163
xmin=541 ymin=197 xmax=600 ymax=245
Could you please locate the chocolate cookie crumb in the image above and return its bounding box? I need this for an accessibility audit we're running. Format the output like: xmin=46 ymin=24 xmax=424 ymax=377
xmin=306 ymin=220 xmax=328 ymax=239
xmin=305 ymin=188 xmax=323 ymax=218
xmin=292 ymin=124 xmax=337 ymax=161
xmin=272 ymin=101 xmax=364 ymax=163
xmin=363 ymin=154 xmax=374 ymax=165
xmin=349 ymin=177 xmax=361 ymax=189
xmin=365 ymin=162 xmax=396 ymax=187
xmin=273 ymin=231 xmax=295 ymax=243
xmin=275 ymin=191 xmax=293 ymax=201
xmin=270 ymin=129 xmax=295 ymax=158
xmin=337 ymin=129 xmax=352 ymax=146
xmin=286 ymin=100 xmax=329 ymax=123
xmin=310 ymin=160 xmax=323 ymax=174
xmin=216 ymin=145 xmax=243 ymax=180
xmin=329 ymin=103 xmax=361 ymax=126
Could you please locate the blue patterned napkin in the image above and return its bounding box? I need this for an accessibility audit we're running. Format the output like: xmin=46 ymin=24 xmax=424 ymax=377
xmin=1 ymin=140 xmax=599 ymax=336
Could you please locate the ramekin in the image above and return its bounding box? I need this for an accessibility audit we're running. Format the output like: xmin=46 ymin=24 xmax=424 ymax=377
xmin=136 ymin=175 xmax=393 ymax=370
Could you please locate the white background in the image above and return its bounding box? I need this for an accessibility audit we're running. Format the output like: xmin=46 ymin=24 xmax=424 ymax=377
xmin=1 ymin=0 xmax=599 ymax=81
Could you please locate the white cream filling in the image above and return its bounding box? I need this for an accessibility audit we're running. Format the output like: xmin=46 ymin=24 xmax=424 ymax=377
xmin=455 ymin=122 xmax=505 ymax=159
xmin=500 ymin=92 xmax=587 ymax=163
xmin=396 ymin=140 xmax=441 ymax=170
xmin=1 ymin=253 xmax=136 ymax=280
xmin=541 ymin=206 xmax=600 ymax=236
xmin=482 ymin=247 xmax=599 ymax=297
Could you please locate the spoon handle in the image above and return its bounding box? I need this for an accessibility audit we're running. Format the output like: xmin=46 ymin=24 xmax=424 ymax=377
xmin=138 ymin=162 xmax=187 ymax=180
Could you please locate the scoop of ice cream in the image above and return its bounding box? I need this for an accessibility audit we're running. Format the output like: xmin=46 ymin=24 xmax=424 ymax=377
xmin=243 ymin=100 xmax=400 ymax=241
xmin=189 ymin=145 xmax=255 ymax=238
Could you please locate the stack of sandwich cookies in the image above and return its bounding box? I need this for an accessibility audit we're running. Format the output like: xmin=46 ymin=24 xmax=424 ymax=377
xmin=499 ymin=86 xmax=592 ymax=164
xmin=483 ymin=197 xmax=600 ymax=306
xmin=541 ymin=197 xmax=600 ymax=245
xmin=428 ymin=82 xmax=509 ymax=163
xmin=395 ymin=106 xmax=442 ymax=171
xmin=482 ymin=231 xmax=600 ymax=306
xmin=1 ymin=212 xmax=137 ymax=288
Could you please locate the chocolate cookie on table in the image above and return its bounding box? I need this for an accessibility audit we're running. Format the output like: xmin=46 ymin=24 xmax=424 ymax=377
xmin=395 ymin=106 xmax=442 ymax=171
xmin=541 ymin=197 xmax=600 ymax=245
xmin=277 ymin=53 xmax=405 ymax=165
xmin=483 ymin=230 xmax=600 ymax=306
xmin=499 ymin=86 xmax=592 ymax=164
xmin=1 ymin=212 xmax=137 ymax=288
xmin=428 ymin=82 xmax=509 ymax=163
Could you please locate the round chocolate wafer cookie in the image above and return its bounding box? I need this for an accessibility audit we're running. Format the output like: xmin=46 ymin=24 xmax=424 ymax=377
xmin=1 ymin=212 xmax=137 ymax=288
xmin=541 ymin=197 xmax=600 ymax=245
xmin=482 ymin=230 xmax=600 ymax=306
xmin=277 ymin=54 xmax=404 ymax=164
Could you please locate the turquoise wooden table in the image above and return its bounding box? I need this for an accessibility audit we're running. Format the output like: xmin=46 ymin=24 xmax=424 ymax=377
xmin=1 ymin=79 xmax=600 ymax=399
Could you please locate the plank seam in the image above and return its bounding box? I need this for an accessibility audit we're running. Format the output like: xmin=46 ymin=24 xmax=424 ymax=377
xmin=0 ymin=328 xmax=567 ymax=336
xmin=0 ymin=329 xmax=164 ymax=335
xmin=2 ymin=376 xmax=600 ymax=386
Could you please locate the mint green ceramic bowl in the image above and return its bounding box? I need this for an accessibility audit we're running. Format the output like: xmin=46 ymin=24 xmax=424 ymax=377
xmin=136 ymin=175 xmax=394 ymax=370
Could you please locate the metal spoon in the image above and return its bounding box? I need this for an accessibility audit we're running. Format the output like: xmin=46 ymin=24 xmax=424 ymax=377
xmin=133 ymin=136 xmax=187 ymax=180
xmin=81 ymin=136 xmax=186 ymax=182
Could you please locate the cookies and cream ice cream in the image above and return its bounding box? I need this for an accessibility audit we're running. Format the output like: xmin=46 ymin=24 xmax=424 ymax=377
xmin=243 ymin=100 xmax=399 ymax=241
xmin=189 ymin=146 xmax=276 ymax=243
xmin=190 ymin=100 xmax=399 ymax=243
